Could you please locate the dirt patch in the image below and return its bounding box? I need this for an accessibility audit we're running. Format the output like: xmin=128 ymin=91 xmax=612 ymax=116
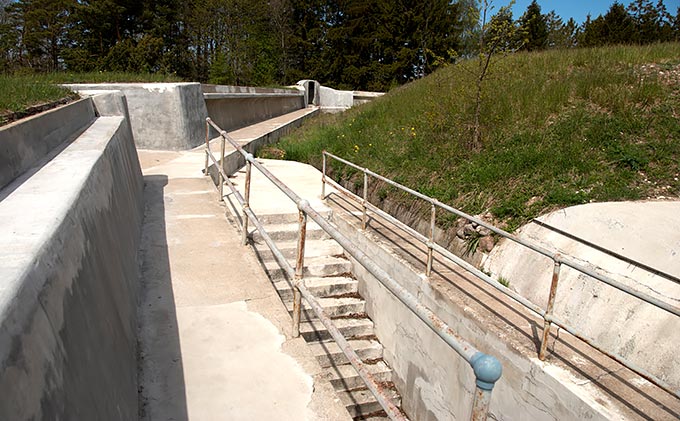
xmin=638 ymin=62 xmax=680 ymax=87
xmin=0 ymin=94 xmax=80 ymax=127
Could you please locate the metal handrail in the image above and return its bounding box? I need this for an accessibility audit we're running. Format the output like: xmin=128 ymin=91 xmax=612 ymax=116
xmin=321 ymin=150 xmax=680 ymax=400
xmin=205 ymin=118 xmax=503 ymax=421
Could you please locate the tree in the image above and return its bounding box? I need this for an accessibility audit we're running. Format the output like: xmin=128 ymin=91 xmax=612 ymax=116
xmin=7 ymin=0 xmax=76 ymax=71
xmin=471 ymin=1 xmax=520 ymax=151
xmin=545 ymin=13 xmax=577 ymax=49
xmin=579 ymin=3 xmax=635 ymax=47
xmin=63 ymin=0 xmax=144 ymax=71
xmin=603 ymin=2 xmax=635 ymax=44
xmin=0 ymin=0 xmax=22 ymax=70
xmin=628 ymin=0 xmax=674 ymax=43
xmin=518 ymin=0 xmax=548 ymax=51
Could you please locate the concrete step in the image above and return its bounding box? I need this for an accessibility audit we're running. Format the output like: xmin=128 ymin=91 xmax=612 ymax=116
xmin=300 ymin=317 xmax=375 ymax=342
xmin=285 ymin=297 xmax=366 ymax=319
xmin=251 ymin=221 xmax=329 ymax=242
xmin=253 ymin=238 xmax=344 ymax=261
xmin=264 ymin=255 xmax=351 ymax=280
xmin=323 ymin=361 xmax=393 ymax=391
xmin=338 ymin=387 xmax=401 ymax=419
xmin=275 ymin=277 xmax=358 ymax=301
xmin=310 ymin=339 xmax=384 ymax=369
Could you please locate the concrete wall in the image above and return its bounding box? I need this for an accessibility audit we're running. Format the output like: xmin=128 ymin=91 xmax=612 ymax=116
xmin=331 ymin=214 xmax=618 ymax=421
xmin=206 ymin=108 xmax=320 ymax=180
xmin=0 ymin=99 xmax=96 ymax=190
xmin=316 ymin=85 xmax=384 ymax=112
xmin=483 ymin=202 xmax=680 ymax=390
xmin=65 ymin=83 xmax=208 ymax=150
xmin=0 ymin=94 xmax=144 ymax=420
xmin=203 ymin=84 xmax=305 ymax=133
xmin=318 ymin=85 xmax=354 ymax=112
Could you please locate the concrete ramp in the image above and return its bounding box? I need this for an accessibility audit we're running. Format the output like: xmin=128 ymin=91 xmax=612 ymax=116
xmin=136 ymin=149 xmax=350 ymax=420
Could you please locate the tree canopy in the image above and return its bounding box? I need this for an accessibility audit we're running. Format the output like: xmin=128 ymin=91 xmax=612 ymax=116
xmin=1 ymin=0 xmax=679 ymax=90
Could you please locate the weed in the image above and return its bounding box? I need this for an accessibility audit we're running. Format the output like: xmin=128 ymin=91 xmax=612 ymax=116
xmin=463 ymin=232 xmax=482 ymax=257
xmin=498 ymin=276 xmax=510 ymax=288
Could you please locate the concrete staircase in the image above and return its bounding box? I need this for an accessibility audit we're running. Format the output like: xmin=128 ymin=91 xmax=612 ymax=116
xmin=251 ymin=213 xmax=402 ymax=420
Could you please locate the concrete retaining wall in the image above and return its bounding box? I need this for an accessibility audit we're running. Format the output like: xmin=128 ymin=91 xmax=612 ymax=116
xmin=65 ymin=83 xmax=208 ymax=150
xmin=331 ymin=214 xmax=616 ymax=421
xmin=0 ymin=99 xmax=96 ymax=191
xmin=207 ymin=108 xmax=320 ymax=180
xmin=0 ymin=94 xmax=144 ymax=420
xmin=203 ymin=84 xmax=305 ymax=133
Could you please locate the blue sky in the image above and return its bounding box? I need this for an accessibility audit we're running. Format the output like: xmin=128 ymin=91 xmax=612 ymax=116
xmin=510 ymin=0 xmax=680 ymax=24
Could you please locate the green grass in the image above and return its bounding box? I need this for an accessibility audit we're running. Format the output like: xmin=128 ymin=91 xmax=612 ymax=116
xmin=261 ymin=43 xmax=680 ymax=230
xmin=0 ymin=71 xmax=183 ymax=114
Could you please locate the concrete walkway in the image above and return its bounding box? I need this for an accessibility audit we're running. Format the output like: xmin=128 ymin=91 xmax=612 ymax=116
xmin=135 ymin=149 xmax=349 ymax=417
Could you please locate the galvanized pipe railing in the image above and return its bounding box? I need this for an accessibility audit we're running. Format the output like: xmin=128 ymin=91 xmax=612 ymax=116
xmin=322 ymin=150 xmax=680 ymax=399
xmin=205 ymin=118 xmax=503 ymax=420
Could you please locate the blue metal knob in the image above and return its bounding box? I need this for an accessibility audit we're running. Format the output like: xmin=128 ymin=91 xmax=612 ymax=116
xmin=471 ymin=352 xmax=502 ymax=391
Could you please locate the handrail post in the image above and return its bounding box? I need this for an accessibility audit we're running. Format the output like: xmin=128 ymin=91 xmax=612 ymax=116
xmin=321 ymin=151 xmax=326 ymax=199
xmin=292 ymin=202 xmax=309 ymax=338
xmin=361 ymin=171 xmax=368 ymax=230
xmin=470 ymin=353 xmax=502 ymax=421
xmin=539 ymin=256 xmax=562 ymax=360
xmin=426 ymin=202 xmax=436 ymax=276
xmin=204 ymin=120 xmax=210 ymax=175
xmin=218 ymin=131 xmax=226 ymax=202
xmin=241 ymin=157 xmax=252 ymax=245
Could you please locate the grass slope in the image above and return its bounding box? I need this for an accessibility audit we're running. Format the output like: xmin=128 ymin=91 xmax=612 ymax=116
xmin=263 ymin=43 xmax=680 ymax=230
xmin=0 ymin=71 xmax=182 ymax=115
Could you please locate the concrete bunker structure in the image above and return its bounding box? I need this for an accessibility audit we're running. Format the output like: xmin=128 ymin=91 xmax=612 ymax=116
xmin=0 ymin=79 xmax=677 ymax=420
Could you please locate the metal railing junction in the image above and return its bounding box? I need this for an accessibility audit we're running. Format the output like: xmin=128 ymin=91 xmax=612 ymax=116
xmin=321 ymin=150 xmax=680 ymax=400
xmin=204 ymin=118 xmax=503 ymax=421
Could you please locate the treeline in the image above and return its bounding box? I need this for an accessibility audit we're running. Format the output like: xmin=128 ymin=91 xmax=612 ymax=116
xmin=0 ymin=0 xmax=679 ymax=90
xmin=517 ymin=0 xmax=680 ymax=51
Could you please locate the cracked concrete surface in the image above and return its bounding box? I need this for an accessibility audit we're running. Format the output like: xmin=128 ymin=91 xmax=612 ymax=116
xmin=136 ymin=149 xmax=349 ymax=420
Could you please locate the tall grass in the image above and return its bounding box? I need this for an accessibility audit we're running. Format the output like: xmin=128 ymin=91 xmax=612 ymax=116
xmin=263 ymin=43 xmax=680 ymax=230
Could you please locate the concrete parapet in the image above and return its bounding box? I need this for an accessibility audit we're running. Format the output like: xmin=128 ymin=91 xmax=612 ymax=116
xmin=65 ymin=83 xmax=208 ymax=150
xmin=202 ymin=84 xmax=305 ymax=133
xmin=0 ymin=107 xmax=144 ymax=419
xmin=0 ymin=99 xmax=96 ymax=190
xmin=318 ymin=85 xmax=354 ymax=112
xmin=353 ymin=90 xmax=385 ymax=106
xmin=316 ymin=85 xmax=384 ymax=112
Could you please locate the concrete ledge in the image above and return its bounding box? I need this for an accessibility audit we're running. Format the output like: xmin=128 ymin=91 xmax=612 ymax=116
xmin=65 ymin=83 xmax=208 ymax=150
xmin=0 ymin=113 xmax=144 ymax=419
xmin=0 ymin=98 xmax=96 ymax=190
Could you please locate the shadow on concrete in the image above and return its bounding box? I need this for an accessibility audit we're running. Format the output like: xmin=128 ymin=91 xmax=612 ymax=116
xmin=137 ymin=174 xmax=188 ymax=421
